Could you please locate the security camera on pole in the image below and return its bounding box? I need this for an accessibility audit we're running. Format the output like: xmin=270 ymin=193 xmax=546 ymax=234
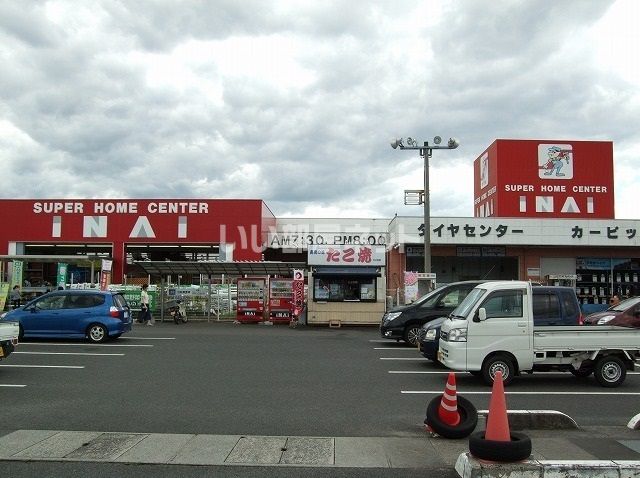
xmin=390 ymin=136 xmax=459 ymax=295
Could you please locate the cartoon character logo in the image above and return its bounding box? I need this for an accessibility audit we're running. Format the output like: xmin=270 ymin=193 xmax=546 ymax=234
xmin=479 ymin=152 xmax=489 ymax=188
xmin=538 ymin=144 xmax=573 ymax=179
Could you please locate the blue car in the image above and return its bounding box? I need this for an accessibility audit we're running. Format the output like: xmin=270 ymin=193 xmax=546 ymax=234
xmin=419 ymin=316 xmax=446 ymax=361
xmin=0 ymin=290 xmax=132 ymax=343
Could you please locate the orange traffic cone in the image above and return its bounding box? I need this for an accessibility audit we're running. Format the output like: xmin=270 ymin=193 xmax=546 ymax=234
xmin=485 ymin=370 xmax=510 ymax=441
xmin=437 ymin=372 xmax=460 ymax=426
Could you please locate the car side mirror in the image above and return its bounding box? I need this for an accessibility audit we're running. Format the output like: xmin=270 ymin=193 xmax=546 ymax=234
xmin=473 ymin=308 xmax=487 ymax=323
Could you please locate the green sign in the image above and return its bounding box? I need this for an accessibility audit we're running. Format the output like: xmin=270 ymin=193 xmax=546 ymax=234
xmin=10 ymin=261 xmax=23 ymax=289
xmin=57 ymin=263 xmax=68 ymax=289
xmin=109 ymin=285 xmax=157 ymax=311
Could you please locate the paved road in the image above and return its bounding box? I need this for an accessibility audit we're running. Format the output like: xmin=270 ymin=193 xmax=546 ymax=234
xmin=1 ymin=321 xmax=639 ymax=476
xmin=3 ymin=322 xmax=639 ymax=434
xmin=0 ymin=461 xmax=453 ymax=478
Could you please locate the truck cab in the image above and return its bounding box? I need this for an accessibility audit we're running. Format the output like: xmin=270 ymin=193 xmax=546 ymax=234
xmin=440 ymin=281 xmax=533 ymax=382
xmin=0 ymin=321 xmax=20 ymax=360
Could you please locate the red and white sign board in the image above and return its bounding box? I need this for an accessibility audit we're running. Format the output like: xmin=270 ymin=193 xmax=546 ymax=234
xmin=292 ymin=269 xmax=305 ymax=318
xmin=308 ymin=245 xmax=386 ymax=266
xmin=473 ymin=140 xmax=614 ymax=219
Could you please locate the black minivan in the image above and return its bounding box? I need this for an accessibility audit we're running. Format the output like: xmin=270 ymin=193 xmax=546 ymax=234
xmin=380 ymin=281 xmax=485 ymax=346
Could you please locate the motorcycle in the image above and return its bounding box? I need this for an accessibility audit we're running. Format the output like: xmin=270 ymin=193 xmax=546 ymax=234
xmin=166 ymin=299 xmax=188 ymax=324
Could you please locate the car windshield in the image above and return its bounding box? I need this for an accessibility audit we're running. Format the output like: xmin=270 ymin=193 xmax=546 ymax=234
xmin=448 ymin=287 xmax=486 ymax=319
xmin=610 ymin=296 xmax=640 ymax=312
xmin=412 ymin=286 xmax=446 ymax=307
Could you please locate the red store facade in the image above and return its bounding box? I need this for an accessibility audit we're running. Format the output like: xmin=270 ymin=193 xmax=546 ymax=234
xmin=0 ymin=199 xmax=275 ymax=285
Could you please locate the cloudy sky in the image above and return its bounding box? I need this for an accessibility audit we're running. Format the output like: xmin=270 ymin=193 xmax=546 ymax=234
xmin=1 ymin=1 xmax=638 ymax=219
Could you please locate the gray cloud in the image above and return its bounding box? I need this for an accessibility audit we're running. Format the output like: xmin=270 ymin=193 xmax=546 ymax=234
xmin=0 ymin=0 xmax=637 ymax=219
xmin=0 ymin=1 xmax=65 ymax=47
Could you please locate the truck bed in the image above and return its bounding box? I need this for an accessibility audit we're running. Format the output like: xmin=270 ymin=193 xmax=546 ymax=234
xmin=533 ymin=325 xmax=640 ymax=352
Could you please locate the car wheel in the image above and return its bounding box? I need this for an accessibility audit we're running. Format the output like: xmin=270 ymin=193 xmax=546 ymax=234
xmin=403 ymin=325 xmax=422 ymax=346
xmin=594 ymin=355 xmax=626 ymax=387
xmin=18 ymin=324 xmax=24 ymax=341
xmin=87 ymin=324 xmax=108 ymax=343
xmin=482 ymin=355 xmax=515 ymax=386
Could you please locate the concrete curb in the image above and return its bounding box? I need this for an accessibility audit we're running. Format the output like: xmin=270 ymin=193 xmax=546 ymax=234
xmin=478 ymin=409 xmax=578 ymax=430
xmin=628 ymin=413 xmax=640 ymax=431
xmin=455 ymin=452 xmax=640 ymax=477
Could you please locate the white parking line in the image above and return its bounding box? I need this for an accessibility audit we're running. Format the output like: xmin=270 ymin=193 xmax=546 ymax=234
xmin=390 ymin=370 xmax=640 ymax=375
xmin=0 ymin=384 xmax=26 ymax=388
xmin=402 ymin=390 xmax=640 ymax=395
xmin=13 ymin=352 xmax=125 ymax=356
xmin=380 ymin=357 xmax=429 ymax=361
xmin=0 ymin=364 xmax=84 ymax=369
xmin=369 ymin=340 xmax=392 ymax=343
xmin=374 ymin=348 xmax=418 ymax=350
xmin=19 ymin=343 xmax=153 ymax=347
xmin=120 ymin=337 xmax=175 ymax=340
xmin=389 ymin=370 xmax=455 ymax=374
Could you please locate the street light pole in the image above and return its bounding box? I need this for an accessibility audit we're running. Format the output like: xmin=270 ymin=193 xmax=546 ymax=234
xmin=422 ymin=142 xmax=431 ymax=276
xmin=390 ymin=136 xmax=459 ymax=286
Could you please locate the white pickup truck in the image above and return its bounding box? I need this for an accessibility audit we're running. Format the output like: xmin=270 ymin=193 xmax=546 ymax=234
xmin=438 ymin=281 xmax=640 ymax=387
xmin=0 ymin=320 xmax=19 ymax=360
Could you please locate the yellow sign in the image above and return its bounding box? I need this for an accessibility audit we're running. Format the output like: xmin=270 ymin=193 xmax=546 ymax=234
xmin=0 ymin=283 xmax=9 ymax=311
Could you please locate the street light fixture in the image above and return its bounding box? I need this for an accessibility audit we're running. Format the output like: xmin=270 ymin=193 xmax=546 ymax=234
xmin=390 ymin=136 xmax=459 ymax=289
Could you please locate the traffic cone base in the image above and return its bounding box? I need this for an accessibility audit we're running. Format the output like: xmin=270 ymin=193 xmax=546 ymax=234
xmin=485 ymin=370 xmax=510 ymax=442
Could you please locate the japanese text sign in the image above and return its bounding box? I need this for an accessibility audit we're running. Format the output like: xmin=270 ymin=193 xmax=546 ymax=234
xmin=307 ymin=245 xmax=386 ymax=266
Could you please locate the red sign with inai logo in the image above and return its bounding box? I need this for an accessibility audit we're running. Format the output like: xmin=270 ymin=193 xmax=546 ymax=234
xmin=473 ymin=139 xmax=614 ymax=219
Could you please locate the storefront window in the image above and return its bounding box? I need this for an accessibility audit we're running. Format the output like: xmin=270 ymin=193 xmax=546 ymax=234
xmin=314 ymin=276 xmax=376 ymax=302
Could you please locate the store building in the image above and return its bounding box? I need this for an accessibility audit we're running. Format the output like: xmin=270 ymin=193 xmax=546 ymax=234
xmin=1 ymin=139 xmax=638 ymax=323
xmin=382 ymin=139 xmax=639 ymax=310
xmin=0 ymin=199 xmax=275 ymax=285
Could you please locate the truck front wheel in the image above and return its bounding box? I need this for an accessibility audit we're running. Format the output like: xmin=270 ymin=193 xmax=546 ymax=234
xmin=594 ymin=355 xmax=626 ymax=387
xmin=482 ymin=355 xmax=515 ymax=386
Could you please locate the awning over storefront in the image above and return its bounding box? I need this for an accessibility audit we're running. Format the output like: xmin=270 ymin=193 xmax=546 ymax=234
xmin=312 ymin=266 xmax=381 ymax=276
xmin=0 ymin=254 xmax=109 ymax=264
xmin=133 ymin=260 xmax=306 ymax=277
xmin=0 ymin=254 xmax=109 ymax=285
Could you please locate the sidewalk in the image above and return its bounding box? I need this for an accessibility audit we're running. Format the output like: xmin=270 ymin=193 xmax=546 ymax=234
xmin=0 ymin=426 xmax=638 ymax=471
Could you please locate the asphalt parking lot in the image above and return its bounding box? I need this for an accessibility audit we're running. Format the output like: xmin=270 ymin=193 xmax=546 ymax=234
xmin=1 ymin=321 xmax=640 ymax=435
xmin=1 ymin=321 xmax=640 ymax=476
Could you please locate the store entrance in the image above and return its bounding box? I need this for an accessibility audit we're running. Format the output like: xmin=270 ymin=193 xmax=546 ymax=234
xmin=405 ymin=256 xmax=518 ymax=284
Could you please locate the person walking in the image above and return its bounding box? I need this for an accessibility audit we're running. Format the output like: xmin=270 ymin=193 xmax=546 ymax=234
xmin=10 ymin=285 xmax=21 ymax=309
xmin=140 ymin=284 xmax=153 ymax=326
